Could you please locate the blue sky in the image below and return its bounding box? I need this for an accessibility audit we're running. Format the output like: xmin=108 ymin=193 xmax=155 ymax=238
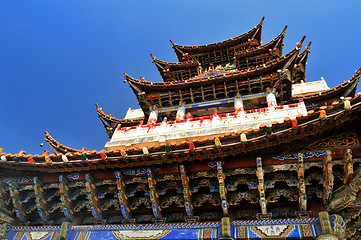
xmin=1 ymin=1 xmax=361 ymax=154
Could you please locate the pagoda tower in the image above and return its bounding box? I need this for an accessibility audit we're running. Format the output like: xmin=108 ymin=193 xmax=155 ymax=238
xmin=1 ymin=18 xmax=361 ymax=239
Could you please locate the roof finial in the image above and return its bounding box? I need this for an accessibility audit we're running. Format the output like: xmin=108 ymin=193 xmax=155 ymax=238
xmin=42 ymin=149 xmax=49 ymax=156
xmin=300 ymin=35 xmax=306 ymax=44
xmin=260 ymin=17 xmax=265 ymax=26
xmin=150 ymin=53 xmax=155 ymax=60
xmin=297 ymin=35 xmax=306 ymax=49
xmin=123 ymin=72 xmax=129 ymax=83
xmin=169 ymin=40 xmax=176 ymax=46
xmin=282 ymin=25 xmax=288 ymax=34
xmin=19 ymin=150 xmax=27 ymax=155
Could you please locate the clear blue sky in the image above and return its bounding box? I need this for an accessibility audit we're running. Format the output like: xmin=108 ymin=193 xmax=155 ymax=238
xmin=1 ymin=1 xmax=361 ymax=154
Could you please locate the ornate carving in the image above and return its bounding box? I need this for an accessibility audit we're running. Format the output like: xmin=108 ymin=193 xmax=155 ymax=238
xmin=327 ymin=169 xmax=361 ymax=212
xmin=228 ymin=190 xmax=259 ymax=204
xmin=292 ymin=132 xmax=357 ymax=152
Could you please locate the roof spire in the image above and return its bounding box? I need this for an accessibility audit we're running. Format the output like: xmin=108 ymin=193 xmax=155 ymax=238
xmin=297 ymin=35 xmax=306 ymax=49
xmin=260 ymin=17 xmax=265 ymax=26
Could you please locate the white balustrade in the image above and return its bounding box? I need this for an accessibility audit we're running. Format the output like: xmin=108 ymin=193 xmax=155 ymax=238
xmin=106 ymin=101 xmax=308 ymax=148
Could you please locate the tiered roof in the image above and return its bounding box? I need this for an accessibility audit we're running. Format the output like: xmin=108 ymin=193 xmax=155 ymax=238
xmin=126 ymin=39 xmax=304 ymax=118
xmin=171 ymin=17 xmax=264 ymax=65
xmin=152 ymin=26 xmax=287 ymax=83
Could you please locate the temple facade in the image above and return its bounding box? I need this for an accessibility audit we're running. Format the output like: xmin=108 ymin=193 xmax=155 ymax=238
xmin=1 ymin=18 xmax=361 ymax=239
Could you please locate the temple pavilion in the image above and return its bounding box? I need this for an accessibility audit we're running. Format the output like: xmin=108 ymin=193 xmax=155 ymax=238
xmin=1 ymin=17 xmax=361 ymax=239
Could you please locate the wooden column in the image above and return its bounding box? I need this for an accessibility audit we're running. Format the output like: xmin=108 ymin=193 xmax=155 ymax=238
xmin=157 ymin=93 xmax=163 ymax=108
xmin=85 ymin=174 xmax=103 ymax=222
xmin=59 ymin=175 xmax=75 ymax=221
xmin=201 ymin=86 xmax=205 ymax=101
xmin=343 ymin=149 xmax=353 ymax=184
xmin=235 ymin=80 xmax=239 ymax=95
xmin=8 ymin=181 xmax=27 ymax=222
xmin=217 ymin=161 xmax=229 ymax=216
xmin=168 ymin=92 xmax=173 ymax=106
xmin=224 ymin=82 xmax=228 ymax=98
xmin=297 ymin=153 xmax=307 ymax=214
xmin=323 ymin=150 xmax=334 ymax=204
xmin=190 ymin=88 xmax=194 ymax=103
xmin=115 ymin=171 xmax=132 ymax=220
xmin=179 ymin=165 xmax=194 ymax=219
xmin=33 ymin=177 xmax=51 ymax=223
xmin=147 ymin=168 xmax=162 ymax=220
xmin=0 ymin=182 xmax=14 ymax=222
xmin=212 ymin=84 xmax=217 ymax=99
xmin=256 ymin=157 xmax=269 ymax=219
